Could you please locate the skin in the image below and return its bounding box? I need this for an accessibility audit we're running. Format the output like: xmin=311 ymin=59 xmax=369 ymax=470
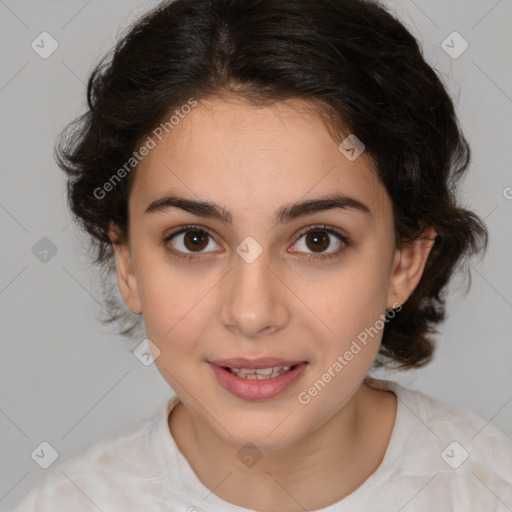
xmin=110 ymin=96 xmax=436 ymax=511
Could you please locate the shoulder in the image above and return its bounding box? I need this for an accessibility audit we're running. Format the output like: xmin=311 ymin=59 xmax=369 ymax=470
xmin=367 ymin=378 xmax=512 ymax=509
xmin=9 ymin=397 xmax=176 ymax=512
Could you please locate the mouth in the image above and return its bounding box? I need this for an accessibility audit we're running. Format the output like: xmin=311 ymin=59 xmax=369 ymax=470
xmin=221 ymin=364 xmax=298 ymax=379
xmin=208 ymin=357 xmax=308 ymax=400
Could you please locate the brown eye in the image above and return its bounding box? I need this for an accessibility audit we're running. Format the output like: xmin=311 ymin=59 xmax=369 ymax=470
xmin=182 ymin=230 xmax=209 ymax=251
xmin=291 ymin=226 xmax=348 ymax=260
xmin=164 ymin=227 xmax=219 ymax=256
xmin=304 ymin=231 xmax=331 ymax=252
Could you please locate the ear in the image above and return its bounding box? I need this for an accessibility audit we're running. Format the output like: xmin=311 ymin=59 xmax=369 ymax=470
xmin=386 ymin=226 xmax=437 ymax=309
xmin=108 ymin=222 xmax=142 ymax=314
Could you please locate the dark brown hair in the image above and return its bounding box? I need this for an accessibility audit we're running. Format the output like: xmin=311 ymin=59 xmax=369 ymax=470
xmin=55 ymin=0 xmax=488 ymax=369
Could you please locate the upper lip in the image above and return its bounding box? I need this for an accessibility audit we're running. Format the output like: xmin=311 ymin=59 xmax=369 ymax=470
xmin=209 ymin=357 xmax=306 ymax=369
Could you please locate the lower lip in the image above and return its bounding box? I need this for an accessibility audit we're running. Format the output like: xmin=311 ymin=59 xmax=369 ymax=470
xmin=208 ymin=362 xmax=308 ymax=401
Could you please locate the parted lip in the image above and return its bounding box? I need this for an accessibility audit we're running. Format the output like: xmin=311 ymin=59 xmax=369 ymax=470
xmin=208 ymin=357 xmax=307 ymax=369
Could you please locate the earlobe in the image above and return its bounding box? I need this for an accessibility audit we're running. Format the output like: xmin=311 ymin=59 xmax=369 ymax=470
xmin=386 ymin=226 xmax=437 ymax=308
xmin=108 ymin=222 xmax=142 ymax=314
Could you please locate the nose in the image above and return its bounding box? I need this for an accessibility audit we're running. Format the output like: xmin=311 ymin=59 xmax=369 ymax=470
xmin=219 ymin=247 xmax=290 ymax=339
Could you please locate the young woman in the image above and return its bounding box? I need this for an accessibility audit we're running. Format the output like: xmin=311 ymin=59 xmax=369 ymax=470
xmin=11 ymin=0 xmax=512 ymax=510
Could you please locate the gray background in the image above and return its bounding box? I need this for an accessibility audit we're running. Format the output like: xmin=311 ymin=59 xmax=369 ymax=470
xmin=1 ymin=0 xmax=511 ymax=509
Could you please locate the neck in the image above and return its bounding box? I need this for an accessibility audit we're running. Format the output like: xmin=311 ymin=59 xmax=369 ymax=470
xmin=169 ymin=382 xmax=396 ymax=511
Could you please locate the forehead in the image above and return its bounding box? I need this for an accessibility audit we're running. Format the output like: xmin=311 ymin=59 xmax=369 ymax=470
xmin=129 ymin=97 xmax=390 ymax=221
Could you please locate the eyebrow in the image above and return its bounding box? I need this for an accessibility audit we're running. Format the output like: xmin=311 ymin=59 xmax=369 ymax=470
xmin=144 ymin=193 xmax=372 ymax=225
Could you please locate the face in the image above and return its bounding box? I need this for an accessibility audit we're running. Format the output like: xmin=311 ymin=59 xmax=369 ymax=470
xmin=111 ymin=96 xmax=434 ymax=451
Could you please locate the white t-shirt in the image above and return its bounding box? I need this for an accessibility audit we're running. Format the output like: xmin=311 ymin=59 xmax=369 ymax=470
xmin=8 ymin=378 xmax=512 ymax=511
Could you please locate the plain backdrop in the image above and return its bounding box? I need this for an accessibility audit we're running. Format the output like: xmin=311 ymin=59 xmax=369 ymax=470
xmin=1 ymin=0 xmax=511 ymax=509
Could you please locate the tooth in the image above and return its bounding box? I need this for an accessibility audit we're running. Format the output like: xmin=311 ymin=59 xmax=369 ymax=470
xmin=229 ymin=365 xmax=295 ymax=379
xmin=255 ymin=368 xmax=273 ymax=375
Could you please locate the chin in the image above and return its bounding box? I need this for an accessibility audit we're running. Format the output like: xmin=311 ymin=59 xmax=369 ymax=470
xmin=217 ymin=412 xmax=312 ymax=453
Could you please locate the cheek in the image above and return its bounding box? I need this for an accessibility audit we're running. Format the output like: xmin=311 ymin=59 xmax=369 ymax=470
xmin=307 ymin=259 xmax=391 ymax=342
xmin=132 ymin=261 xmax=184 ymax=341
xmin=143 ymin=291 xmax=206 ymax=388
xmin=136 ymin=263 xmax=214 ymax=364
xmin=142 ymin=286 xmax=205 ymax=344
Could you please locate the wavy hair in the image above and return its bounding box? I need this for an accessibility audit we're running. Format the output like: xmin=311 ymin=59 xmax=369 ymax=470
xmin=55 ymin=0 xmax=488 ymax=369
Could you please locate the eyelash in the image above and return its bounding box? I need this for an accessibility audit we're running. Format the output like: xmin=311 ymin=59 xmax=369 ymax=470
xmin=162 ymin=224 xmax=350 ymax=263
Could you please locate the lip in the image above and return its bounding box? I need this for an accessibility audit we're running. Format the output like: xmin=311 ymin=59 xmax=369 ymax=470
xmin=208 ymin=359 xmax=308 ymax=401
xmin=209 ymin=357 xmax=305 ymax=370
